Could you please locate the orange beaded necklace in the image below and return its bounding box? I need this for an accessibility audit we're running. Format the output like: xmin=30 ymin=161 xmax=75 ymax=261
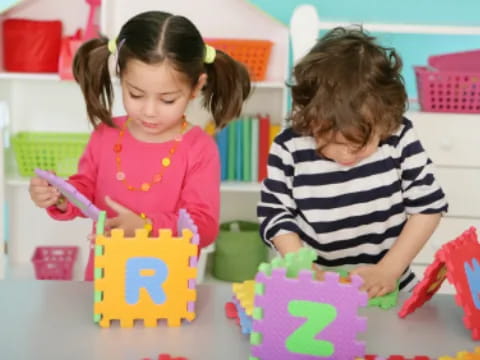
xmin=113 ymin=117 xmax=187 ymax=192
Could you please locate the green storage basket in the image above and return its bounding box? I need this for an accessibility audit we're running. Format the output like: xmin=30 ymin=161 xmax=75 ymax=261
xmin=213 ymin=221 xmax=268 ymax=282
xmin=11 ymin=132 xmax=89 ymax=177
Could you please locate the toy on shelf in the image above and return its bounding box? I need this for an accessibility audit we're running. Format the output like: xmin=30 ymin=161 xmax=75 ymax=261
xmin=84 ymin=0 xmax=101 ymax=41
xmin=34 ymin=168 xmax=100 ymax=221
xmin=398 ymin=227 xmax=480 ymax=340
xmin=58 ymin=0 xmax=101 ymax=79
xmin=93 ymin=209 xmax=199 ymax=328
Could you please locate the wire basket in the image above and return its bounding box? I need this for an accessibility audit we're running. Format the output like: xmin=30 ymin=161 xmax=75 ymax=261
xmin=204 ymin=38 xmax=273 ymax=81
xmin=415 ymin=49 xmax=480 ymax=113
xmin=11 ymin=132 xmax=89 ymax=177
xmin=32 ymin=246 xmax=78 ymax=280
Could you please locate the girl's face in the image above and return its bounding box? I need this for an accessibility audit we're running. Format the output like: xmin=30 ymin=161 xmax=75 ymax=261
xmin=121 ymin=59 xmax=206 ymax=142
xmin=318 ymin=131 xmax=380 ymax=167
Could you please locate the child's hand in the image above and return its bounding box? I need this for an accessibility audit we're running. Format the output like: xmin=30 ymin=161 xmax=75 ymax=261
xmin=29 ymin=176 xmax=65 ymax=210
xmin=312 ymin=264 xmax=325 ymax=281
xmin=350 ymin=264 xmax=398 ymax=298
xmin=104 ymin=196 xmax=147 ymax=236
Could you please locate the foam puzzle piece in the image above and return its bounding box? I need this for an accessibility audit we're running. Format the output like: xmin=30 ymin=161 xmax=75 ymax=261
xmin=367 ymin=284 xmax=399 ymax=309
xmin=438 ymin=347 xmax=480 ymax=360
xmin=441 ymin=228 xmax=480 ymax=340
xmin=257 ymin=247 xmax=317 ymax=278
xmin=35 ymin=168 xmax=100 ymax=220
xmin=332 ymin=269 xmax=399 ymax=310
xmin=176 ymin=208 xmax=200 ymax=314
xmin=398 ymin=257 xmax=447 ymax=318
xmin=232 ymin=280 xmax=255 ymax=316
xmin=142 ymin=354 xmax=188 ymax=360
xmin=361 ymin=356 xmax=430 ymax=360
xmin=233 ymin=297 xmax=253 ymax=335
xmin=225 ymin=301 xmax=237 ymax=319
xmin=399 ymin=227 xmax=480 ymax=340
xmin=250 ymin=270 xmax=367 ymax=360
xmin=94 ymin=210 xmax=199 ymax=328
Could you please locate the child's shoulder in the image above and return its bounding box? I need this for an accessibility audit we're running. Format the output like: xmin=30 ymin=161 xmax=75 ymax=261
xmin=273 ymin=126 xmax=316 ymax=151
xmin=185 ymin=126 xmax=218 ymax=151
xmin=92 ymin=116 xmax=126 ymax=135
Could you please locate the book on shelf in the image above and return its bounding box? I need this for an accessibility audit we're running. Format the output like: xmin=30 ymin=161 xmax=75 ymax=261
xmin=212 ymin=114 xmax=281 ymax=186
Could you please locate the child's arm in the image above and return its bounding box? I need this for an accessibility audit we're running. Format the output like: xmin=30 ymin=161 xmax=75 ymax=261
xmin=352 ymin=213 xmax=441 ymax=298
xmin=378 ymin=213 xmax=441 ymax=279
xmin=258 ymin=133 xmax=303 ymax=249
xmin=271 ymin=232 xmax=303 ymax=255
xmin=352 ymin=119 xmax=447 ymax=297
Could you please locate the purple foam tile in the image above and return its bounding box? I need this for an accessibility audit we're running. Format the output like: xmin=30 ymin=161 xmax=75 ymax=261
xmin=34 ymin=168 xmax=100 ymax=221
xmin=251 ymin=270 xmax=367 ymax=359
xmin=189 ymin=256 xmax=198 ymax=267
xmin=187 ymin=301 xmax=195 ymax=313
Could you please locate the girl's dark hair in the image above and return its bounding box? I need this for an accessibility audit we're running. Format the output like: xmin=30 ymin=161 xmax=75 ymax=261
xmin=289 ymin=26 xmax=407 ymax=148
xmin=73 ymin=11 xmax=251 ymax=128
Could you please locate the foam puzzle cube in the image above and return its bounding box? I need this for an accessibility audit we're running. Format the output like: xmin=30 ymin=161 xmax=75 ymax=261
xmin=93 ymin=209 xmax=199 ymax=328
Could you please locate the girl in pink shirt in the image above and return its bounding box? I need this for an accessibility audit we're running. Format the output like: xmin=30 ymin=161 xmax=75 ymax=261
xmin=28 ymin=11 xmax=251 ymax=280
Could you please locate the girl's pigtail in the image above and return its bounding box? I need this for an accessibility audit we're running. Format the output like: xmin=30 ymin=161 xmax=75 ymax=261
xmin=202 ymin=50 xmax=251 ymax=129
xmin=73 ymin=37 xmax=114 ymax=128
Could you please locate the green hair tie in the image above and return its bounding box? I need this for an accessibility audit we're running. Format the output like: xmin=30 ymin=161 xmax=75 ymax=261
xmin=107 ymin=38 xmax=117 ymax=54
xmin=204 ymin=44 xmax=216 ymax=64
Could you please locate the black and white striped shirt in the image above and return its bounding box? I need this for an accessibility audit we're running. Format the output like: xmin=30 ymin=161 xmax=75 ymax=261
xmin=257 ymin=117 xmax=448 ymax=290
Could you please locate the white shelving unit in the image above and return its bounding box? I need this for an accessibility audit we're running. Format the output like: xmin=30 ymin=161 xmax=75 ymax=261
xmin=0 ymin=0 xmax=289 ymax=280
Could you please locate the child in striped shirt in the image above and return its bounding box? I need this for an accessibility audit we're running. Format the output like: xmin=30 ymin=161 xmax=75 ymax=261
xmin=257 ymin=27 xmax=448 ymax=297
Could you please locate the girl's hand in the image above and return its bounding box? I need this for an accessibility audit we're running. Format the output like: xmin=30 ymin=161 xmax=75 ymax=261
xmin=104 ymin=196 xmax=146 ymax=236
xmin=28 ymin=176 xmax=66 ymax=211
xmin=349 ymin=264 xmax=398 ymax=299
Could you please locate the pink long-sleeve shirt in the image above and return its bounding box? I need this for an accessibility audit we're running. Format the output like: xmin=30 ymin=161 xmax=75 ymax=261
xmin=47 ymin=116 xmax=220 ymax=280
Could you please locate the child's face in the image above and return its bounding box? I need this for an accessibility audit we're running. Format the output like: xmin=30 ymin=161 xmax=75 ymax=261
xmin=318 ymin=131 xmax=380 ymax=167
xmin=121 ymin=59 xmax=206 ymax=141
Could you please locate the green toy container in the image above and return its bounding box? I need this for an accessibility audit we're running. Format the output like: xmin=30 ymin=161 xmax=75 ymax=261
xmin=11 ymin=131 xmax=89 ymax=177
xmin=213 ymin=221 xmax=268 ymax=282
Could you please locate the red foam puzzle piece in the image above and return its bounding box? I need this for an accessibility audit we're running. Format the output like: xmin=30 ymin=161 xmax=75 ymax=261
xmin=142 ymin=355 xmax=188 ymax=360
xmin=399 ymin=227 xmax=480 ymax=340
xmin=441 ymin=228 xmax=480 ymax=340
xmin=225 ymin=301 xmax=238 ymax=319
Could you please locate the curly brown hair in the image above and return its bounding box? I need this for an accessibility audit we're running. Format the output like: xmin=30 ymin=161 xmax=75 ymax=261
xmin=289 ymin=26 xmax=407 ymax=148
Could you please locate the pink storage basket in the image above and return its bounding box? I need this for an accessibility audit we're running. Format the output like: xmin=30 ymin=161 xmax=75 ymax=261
xmin=32 ymin=246 xmax=78 ymax=280
xmin=415 ymin=49 xmax=480 ymax=113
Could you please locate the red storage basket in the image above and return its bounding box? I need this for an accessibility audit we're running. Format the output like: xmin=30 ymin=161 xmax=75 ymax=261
xmin=415 ymin=49 xmax=480 ymax=113
xmin=32 ymin=246 xmax=78 ymax=280
xmin=3 ymin=19 xmax=62 ymax=72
